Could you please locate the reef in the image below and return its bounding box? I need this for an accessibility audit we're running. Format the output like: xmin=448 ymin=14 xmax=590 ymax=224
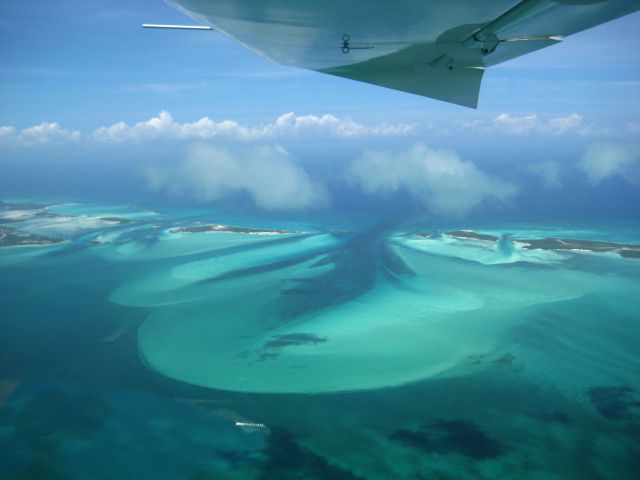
xmin=586 ymin=385 xmax=640 ymax=420
xmin=263 ymin=333 xmax=327 ymax=349
xmin=259 ymin=428 xmax=364 ymax=480
xmin=391 ymin=419 xmax=505 ymax=460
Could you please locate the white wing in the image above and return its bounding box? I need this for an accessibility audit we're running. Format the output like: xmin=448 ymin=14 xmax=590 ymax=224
xmin=167 ymin=0 xmax=640 ymax=107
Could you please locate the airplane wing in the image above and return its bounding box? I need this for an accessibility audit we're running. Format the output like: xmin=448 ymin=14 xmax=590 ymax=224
xmin=166 ymin=0 xmax=640 ymax=108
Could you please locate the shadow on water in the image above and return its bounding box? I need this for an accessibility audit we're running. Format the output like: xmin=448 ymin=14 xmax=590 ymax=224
xmin=274 ymin=222 xmax=413 ymax=322
xmin=190 ymin=221 xmax=413 ymax=326
xmin=182 ymin=427 xmax=367 ymax=480
xmin=256 ymin=428 xmax=365 ymax=480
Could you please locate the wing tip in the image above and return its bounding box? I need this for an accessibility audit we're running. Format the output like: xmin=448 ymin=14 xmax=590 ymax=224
xmin=321 ymin=65 xmax=484 ymax=108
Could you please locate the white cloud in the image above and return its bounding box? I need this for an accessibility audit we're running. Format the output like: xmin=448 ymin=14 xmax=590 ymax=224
xmin=4 ymin=111 xmax=628 ymax=149
xmin=262 ymin=112 xmax=416 ymax=138
xmin=347 ymin=143 xmax=517 ymax=217
xmin=93 ymin=111 xmax=416 ymax=143
xmin=19 ymin=122 xmax=81 ymax=144
xmin=0 ymin=122 xmax=80 ymax=146
xmin=526 ymin=161 xmax=562 ymax=190
xmin=144 ymin=144 xmax=328 ymax=211
xmin=546 ymin=113 xmax=583 ymax=134
xmin=492 ymin=113 xmax=583 ymax=135
xmin=493 ymin=113 xmax=539 ymax=134
xmin=0 ymin=126 xmax=17 ymax=142
xmin=579 ymin=143 xmax=640 ymax=185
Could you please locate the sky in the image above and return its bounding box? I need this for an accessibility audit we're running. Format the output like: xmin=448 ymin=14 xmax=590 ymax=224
xmin=1 ymin=0 xmax=639 ymax=222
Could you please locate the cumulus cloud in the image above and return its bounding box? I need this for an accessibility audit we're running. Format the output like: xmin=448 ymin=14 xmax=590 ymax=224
xmin=579 ymin=143 xmax=640 ymax=185
xmin=346 ymin=143 xmax=517 ymax=217
xmin=93 ymin=111 xmax=416 ymax=143
xmin=492 ymin=113 xmax=583 ymax=135
xmin=0 ymin=122 xmax=80 ymax=146
xmin=526 ymin=161 xmax=562 ymax=190
xmin=0 ymin=126 xmax=17 ymax=142
xmin=144 ymin=144 xmax=328 ymax=211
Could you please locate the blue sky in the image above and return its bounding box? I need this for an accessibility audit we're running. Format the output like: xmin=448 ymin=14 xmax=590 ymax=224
xmin=1 ymin=0 xmax=639 ymax=220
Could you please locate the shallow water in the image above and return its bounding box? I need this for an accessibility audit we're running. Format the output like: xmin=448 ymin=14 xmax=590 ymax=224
xmin=1 ymin=200 xmax=639 ymax=479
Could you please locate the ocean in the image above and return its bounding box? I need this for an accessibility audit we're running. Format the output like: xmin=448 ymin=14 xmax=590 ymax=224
xmin=1 ymin=199 xmax=639 ymax=479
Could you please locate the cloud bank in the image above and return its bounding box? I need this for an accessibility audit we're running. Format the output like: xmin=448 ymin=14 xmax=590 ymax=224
xmin=3 ymin=110 xmax=637 ymax=148
xmin=347 ymin=143 xmax=517 ymax=216
xmin=579 ymin=143 xmax=640 ymax=185
xmin=93 ymin=111 xmax=416 ymax=143
xmin=0 ymin=122 xmax=80 ymax=146
xmin=492 ymin=113 xmax=583 ymax=135
xmin=145 ymin=144 xmax=327 ymax=211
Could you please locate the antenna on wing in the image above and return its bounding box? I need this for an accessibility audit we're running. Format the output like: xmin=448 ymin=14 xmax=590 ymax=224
xmin=340 ymin=34 xmax=374 ymax=54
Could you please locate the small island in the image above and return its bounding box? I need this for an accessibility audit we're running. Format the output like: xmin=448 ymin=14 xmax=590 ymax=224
xmin=170 ymin=224 xmax=302 ymax=235
xmin=447 ymin=230 xmax=499 ymax=242
xmin=100 ymin=217 xmax=134 ymax=225
xmin=519 ymin=238 xmax=640 ymax=259
xmin=413 ymin=230 xmax=640 ymax=259
xmin=0 ymin=227 xmax=63 ymax=247
xmin=0 ymin=200 xmax=50 ymax=211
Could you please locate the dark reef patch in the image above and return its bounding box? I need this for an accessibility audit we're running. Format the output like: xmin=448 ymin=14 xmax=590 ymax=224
xmin=259 ymin=427 xmax=364 ymax=480
xmin=242 ymin=333 xmax=328 ymax=363
xmin=15 ymin=388 xmax=110 ymax=441
xmin=3 ymin=388 xmax=111 ymax=480
xmin=100 ymin=217 xmax=134 ymax=224
xmin=492 ymin=353 xmax=516 ymax=367
xmin=391 ymin=420 xmax=505 ymax=460
xmin=263 ymin=333 xmax=327 ymax=349
xmin=586 ymin=385 xmax=640 ymax=420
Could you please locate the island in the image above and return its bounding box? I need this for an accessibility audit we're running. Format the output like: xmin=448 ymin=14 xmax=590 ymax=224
xmin=0 ymin=200 xmax=50 ymax=211
xmin=447 ymin=230 xmax=499 ymax=242
xmin=0 ymin=227 xmax=63 ymax=247
xmin=170 ymin=224 xmax=302 ymax=235
xmin=519 ymin=238 xmax=640 ymax=259
xmin=413 ymin=230 xmax=640 ymax=259
xmin=100 ymin=217 xmax=134 ymax=225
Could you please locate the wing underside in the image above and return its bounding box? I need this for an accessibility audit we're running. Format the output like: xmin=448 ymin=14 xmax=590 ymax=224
xmin=167 ymin=0 xmax=640 ymax=107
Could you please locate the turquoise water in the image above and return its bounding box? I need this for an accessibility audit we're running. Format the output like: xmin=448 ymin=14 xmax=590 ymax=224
xmin=1 ymin=200 xmax=639 ymax=479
